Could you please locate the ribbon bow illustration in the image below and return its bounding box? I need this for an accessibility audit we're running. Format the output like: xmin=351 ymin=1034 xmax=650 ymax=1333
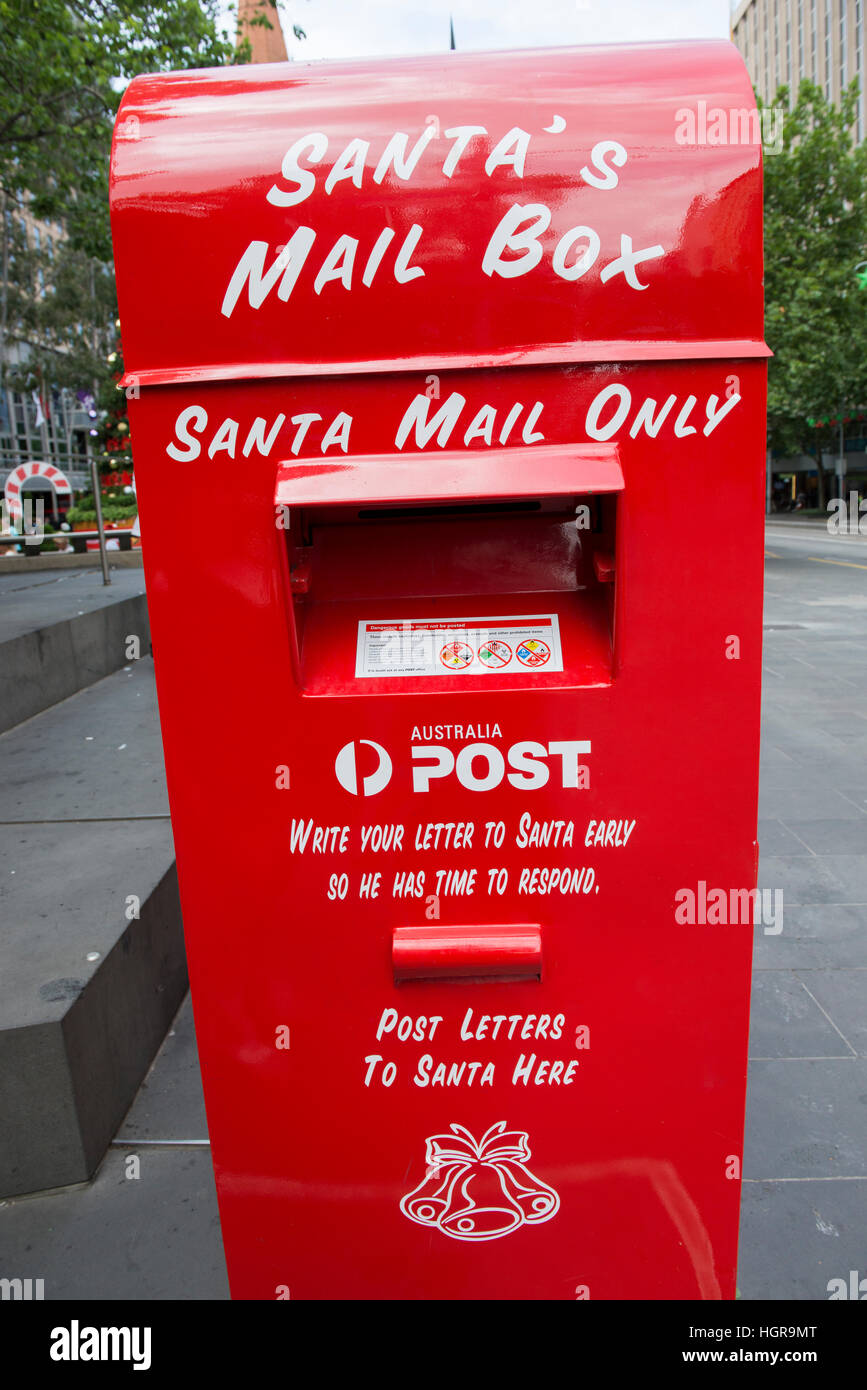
xmin=400 ymin=1121 xmax=560 ymax=1241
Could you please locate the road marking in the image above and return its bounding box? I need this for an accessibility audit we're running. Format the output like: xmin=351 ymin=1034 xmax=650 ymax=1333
xmin=742 ymin=1176 xmax=867 ymax=1183
xmin=808 ymin=556 xmax=867 ymax=570
xmin=764 ymin=550 xmax=780 ymax=558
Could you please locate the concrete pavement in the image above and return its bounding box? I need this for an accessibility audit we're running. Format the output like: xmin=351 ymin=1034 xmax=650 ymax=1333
xmin=0 ymin=566 xmax=149 ymax=732
xmin=739 ymin=521 xmax=867 ymax=1299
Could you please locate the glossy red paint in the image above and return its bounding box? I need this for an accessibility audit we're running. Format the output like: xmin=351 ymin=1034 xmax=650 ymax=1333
xmin=110 ymin=42 xmax=767 ymax=1299
xmin=273 ymin=442 xmax=624 ymax=509
xmin=392 ymin=924 xmax=543 ymax=982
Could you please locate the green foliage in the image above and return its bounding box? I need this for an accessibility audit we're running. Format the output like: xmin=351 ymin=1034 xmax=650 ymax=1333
xmin=0 ymin=1 xmax=241 ymax=260
xmin=1 ymin=1 xmax=309 ymax=468
xmin=761 ymin=81 xmax=867 ymax=468
xmin=96 ymin=329 xmax=137 ymax=475
xmin=70 ymin=488 xmax=136 ymax=512
xmin=67 ymin=500 xmax=134 ymax=523
xmin=1 ymin=219 xmax=118 ymax=393
xmin=0 ymin=1 xmax=297 ymax=462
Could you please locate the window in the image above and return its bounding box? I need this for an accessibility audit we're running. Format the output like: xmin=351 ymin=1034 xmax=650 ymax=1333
xmin=856 ymin=0 xmax=864 ymax=140
xmin=3 ymin=210 xmax=16 ymax=268
xmin=786 ymin=2 xmax=793 ymax=95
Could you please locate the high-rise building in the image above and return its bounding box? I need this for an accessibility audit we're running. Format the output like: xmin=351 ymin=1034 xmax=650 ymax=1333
xmin=732 ymin=0 xmax=866 ymax=142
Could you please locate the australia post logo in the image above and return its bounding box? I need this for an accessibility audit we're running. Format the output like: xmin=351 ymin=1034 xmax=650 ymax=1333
xmin=335 ymin=739 xmax=393 ymax=796
xmin=334 ymin=737 xmax=590 ymax=796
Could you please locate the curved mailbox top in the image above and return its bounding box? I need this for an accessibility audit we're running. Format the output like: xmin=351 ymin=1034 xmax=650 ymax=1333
xmin=110 ymin=41 xmax=768 ymax=387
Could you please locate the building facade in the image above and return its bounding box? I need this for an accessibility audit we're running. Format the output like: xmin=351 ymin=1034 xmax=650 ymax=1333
xmin=732 ymin=0 xmax=866 ymax=142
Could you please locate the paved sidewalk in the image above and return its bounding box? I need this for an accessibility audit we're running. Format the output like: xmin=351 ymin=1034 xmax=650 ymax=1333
xmin=0 ymin=567 xmax=146 ymax=644
xmin=738 ymin=527 xmax=867 ymax=1299
xmin=0 ymin=996 xmax=227 ymax=1301
xmin=0 ymin=652 xmax=186 ymax=1200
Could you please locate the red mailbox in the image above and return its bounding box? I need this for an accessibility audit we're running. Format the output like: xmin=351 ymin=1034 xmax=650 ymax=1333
xmin=110 ymin=41 xmax=768 ymax=1300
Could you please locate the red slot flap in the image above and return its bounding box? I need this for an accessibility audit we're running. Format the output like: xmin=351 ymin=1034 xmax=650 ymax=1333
xmin=275 ymin=443 xmax=622 ymax=510
xmin=393 ymin=924 xmax=542 ymax=982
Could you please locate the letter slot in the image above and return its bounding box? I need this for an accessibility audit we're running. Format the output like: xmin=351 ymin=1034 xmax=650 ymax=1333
xmin=275 ymin=442 xmax=623 ymax=694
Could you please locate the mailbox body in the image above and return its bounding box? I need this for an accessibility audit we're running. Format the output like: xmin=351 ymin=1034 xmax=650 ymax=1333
xmin=110 ymin=43 xmax=767 ymax=1300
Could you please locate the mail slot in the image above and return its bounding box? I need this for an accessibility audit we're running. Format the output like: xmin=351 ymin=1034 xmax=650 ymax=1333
xmin=110 ymin=39 xmax=768 ymax=1300
xmin=276 ymin=443 xmax=622 ymax=693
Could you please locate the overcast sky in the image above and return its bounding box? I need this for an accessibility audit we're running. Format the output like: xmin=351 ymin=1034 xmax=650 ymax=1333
xmin=249 ymin=1 xmax=735 ymax=63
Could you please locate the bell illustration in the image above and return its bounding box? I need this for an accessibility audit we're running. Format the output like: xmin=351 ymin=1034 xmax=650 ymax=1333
xmin=400 ymin=1121 xmax=560 ymax=1241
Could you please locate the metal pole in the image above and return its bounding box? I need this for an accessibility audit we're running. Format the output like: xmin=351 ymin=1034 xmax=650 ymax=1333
xmin=766 ymin=445 xmax=772 ymax=514
xmin=89 ymin=457 xmax=111 ymax=586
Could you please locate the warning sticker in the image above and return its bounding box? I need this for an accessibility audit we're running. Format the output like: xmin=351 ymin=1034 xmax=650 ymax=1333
xmin=478 ymin=639 xmax=512 ymax=669
xmin=439 ymin=640 xmax=475 ymax=670
xmin=516 ymin=638 xmax=551 ymax=668
xmin=355 ymin=615 xmax=564 ymax=678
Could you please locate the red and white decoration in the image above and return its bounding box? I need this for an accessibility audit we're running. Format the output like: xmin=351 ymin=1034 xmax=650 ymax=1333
xmin=4 ymin=462 xmax=72 ymax=523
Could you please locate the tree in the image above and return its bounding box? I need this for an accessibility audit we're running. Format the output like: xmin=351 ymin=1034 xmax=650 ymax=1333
xmin=2 ymin=225 xmax=117 ymax=391
xmin=761 ymin=80 xmax=867 ymax=505
xmin=0 ymin=0 xmax=243 ymax=466
xmin=0 ymin=1 xmax=243 ymax=260
xmin=1 ymin=1 xmax=309 ymax=479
